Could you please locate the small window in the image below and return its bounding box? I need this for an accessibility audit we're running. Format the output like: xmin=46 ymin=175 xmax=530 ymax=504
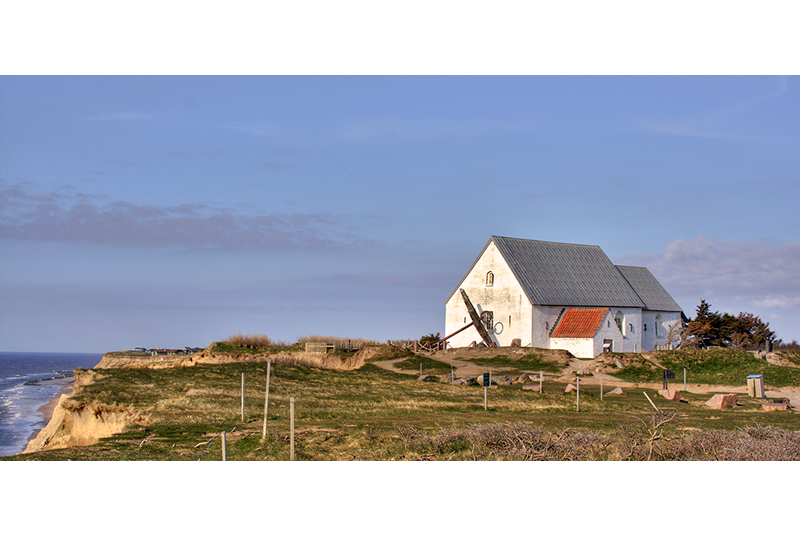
xmin=629 ymin=323 xmax=634 ymax=334
xmin=655 ymin=315 xmax=664 ymax=338
xmin=615 ymin=311 xmax=624 ymax=335
xmin=486 ymin=271 xmax=494 ymax=286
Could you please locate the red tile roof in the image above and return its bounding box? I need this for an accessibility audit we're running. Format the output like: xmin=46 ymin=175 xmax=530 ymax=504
xmin=551 ymin=308 xmax=609 ymax=338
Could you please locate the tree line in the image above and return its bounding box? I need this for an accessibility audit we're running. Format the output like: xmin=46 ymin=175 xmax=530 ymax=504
xmin=683 ymin=299 xmax=789 ymax=350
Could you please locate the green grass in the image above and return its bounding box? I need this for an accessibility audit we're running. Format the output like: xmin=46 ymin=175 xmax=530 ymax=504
xmin=8 ymin=354 xmax=799 ymax=461
xmin=780 ymin=350 xmax=800 ymax=367
xmin=609 ymin=348 xmax=800 ymax=387
xmin=468 ymin=352 xmax=566 ymax=374
xmin=393 ymin=354 xmax=454 ymax=374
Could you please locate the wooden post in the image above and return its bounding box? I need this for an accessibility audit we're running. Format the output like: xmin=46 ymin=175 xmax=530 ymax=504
xmin=683 ymin=368 xmax=687 ymax=391
xmin=221 ymin=431 xmax=227 ymax=461
xmin=539 ymin=371 xmax=543 ymax=394
xmin=576 ymin=377 xmax=580 ymax=412
xmin=644 ymin=392 xmax=659 ymax=412
xmin=290 ymin=397 xmax=295 ymax=461
xmin=262 ymin=359 xmax=271 ymax=440
xmin=600 ymin=377 xmax=603 ymax=401
xmin=241 ymin=372 xmax=245 ymax=423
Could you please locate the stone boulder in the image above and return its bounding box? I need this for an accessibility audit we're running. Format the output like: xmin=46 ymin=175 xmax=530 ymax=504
xmin=516 ymin=373 xmax=533 ymax=384
xmin=658 ymin=389 xmax=681 ymax=401
xmin=442 ymin=372 xmax=458 ymax=383
xmin=705 ymin=393 xmax=738 ymax=409
xmin=522 ymin=384 xmax=541 ymax=392
xmin=565 ymin=383 xmax=589 ymax=394
xmin=450 ymin=375 xmax=475 ymax=386
xmin=417 ymin=374 xmax=435 ymax=382
xmin=762 ymin=402 xmax=789 ymax=411
xmin=605 ymin=387 xmax=627 ymax=396
xmin=496 ymin=375 xmax=514 ymax=385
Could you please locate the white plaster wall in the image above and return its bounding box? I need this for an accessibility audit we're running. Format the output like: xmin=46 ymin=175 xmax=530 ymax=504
xmin=549 ymin=337 xmax=594 ymax=359
xmin=444 ymin=241 xmax=532 ymax=347
xmin=532 ymin=306 xmax=564 ymax=348
xmin=641 ymin=311 xmax=682 ymax=350
xmin=610 ymin=307 xmax=643 ymax=353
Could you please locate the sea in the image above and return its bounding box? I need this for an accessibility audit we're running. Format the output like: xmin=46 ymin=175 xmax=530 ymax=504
xmin=0 ymin=352 xmax=102 ymax=457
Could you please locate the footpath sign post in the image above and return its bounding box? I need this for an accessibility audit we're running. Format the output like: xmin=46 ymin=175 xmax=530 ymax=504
xmin=483 ymin=371 xmax=490 ymax=410
xmin=663 ymin=369 xmax=676 ymax=389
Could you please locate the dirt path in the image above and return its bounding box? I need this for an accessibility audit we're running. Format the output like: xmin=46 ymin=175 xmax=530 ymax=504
xmin=372 ymin=352 xmax=800 ymax=411
xmin=373 ymin=354 xmax=522 ymax=378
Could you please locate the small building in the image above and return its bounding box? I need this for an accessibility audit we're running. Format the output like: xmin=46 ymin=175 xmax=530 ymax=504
xmin=444 ymin=236 xmax=684 ymax=358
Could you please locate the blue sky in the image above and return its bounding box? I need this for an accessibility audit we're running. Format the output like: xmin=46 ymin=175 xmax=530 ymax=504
xmin=2 ymin=74 xmax=798 ymax=352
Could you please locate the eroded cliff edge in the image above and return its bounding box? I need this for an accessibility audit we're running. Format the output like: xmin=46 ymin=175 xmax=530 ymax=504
xmin=23 ymin=369 xmax=147 ymax=454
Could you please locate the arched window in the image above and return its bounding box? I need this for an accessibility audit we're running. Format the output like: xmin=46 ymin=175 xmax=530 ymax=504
xmin=655 ymin=315 xmax=664 ymax=338
xmin=615 ymin=311 xmax=625 ymax=335
xmin=486 ymin=271 xmax=494 ymax=286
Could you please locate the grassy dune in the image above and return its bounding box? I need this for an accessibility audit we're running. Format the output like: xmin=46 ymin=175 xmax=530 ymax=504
xmin=11 ymin=346 xmax=800 ymax=461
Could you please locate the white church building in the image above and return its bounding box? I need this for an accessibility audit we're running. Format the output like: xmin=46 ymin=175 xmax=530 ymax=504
xmin=444 ymin=236 xmax=684 ymax=358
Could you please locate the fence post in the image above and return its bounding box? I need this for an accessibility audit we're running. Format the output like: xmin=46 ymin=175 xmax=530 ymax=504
xmin=576 ymin=377 xmax=580 ymax=412
xmin=539 ymin=371 xmax=543 ymax=394
xmin=262 ymin=359 xmax=271 ymax=440
xmin=600 ymin=377 xmax=603 ymax=401
xmin=241 ymin=372 xmax=245 ymax=423
xmin=290 ymin=397 xmax=295 ymax=461
xmin=221 ymin=431 xmax=227 ymax=461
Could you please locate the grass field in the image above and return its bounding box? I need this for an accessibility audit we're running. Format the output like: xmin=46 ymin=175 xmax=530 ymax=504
xmin=609 ymin=348 xmax=800 ymax=387
xmin=10 ymin=349 xmax=799 ymax=461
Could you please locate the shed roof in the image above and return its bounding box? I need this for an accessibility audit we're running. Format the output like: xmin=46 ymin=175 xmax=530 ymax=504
xmin=551 ymin=308 xmax=610 ymax=338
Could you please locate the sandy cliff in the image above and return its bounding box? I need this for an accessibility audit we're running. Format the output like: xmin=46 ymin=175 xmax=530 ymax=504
xmin=23 ymin=369 xmax=146 ymax=454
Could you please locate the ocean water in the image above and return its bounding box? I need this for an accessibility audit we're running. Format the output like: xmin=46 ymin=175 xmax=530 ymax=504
xmin=0 ymin=352 xmax=102 ymax=457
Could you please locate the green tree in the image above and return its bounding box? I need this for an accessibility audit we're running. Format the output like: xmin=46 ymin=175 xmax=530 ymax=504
xmin=685 ymin=300 xmax=776 ymax=350
xmin=686 ymin=299 xmax=722 ymax=347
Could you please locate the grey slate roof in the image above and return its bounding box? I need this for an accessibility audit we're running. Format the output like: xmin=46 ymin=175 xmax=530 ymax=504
xmin=446 ymin=236 xmax=682 ymax=312
xmin=616 ymin=265 xmax=683 ymax=312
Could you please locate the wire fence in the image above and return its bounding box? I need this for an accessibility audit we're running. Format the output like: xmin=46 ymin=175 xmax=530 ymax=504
xmin=193 ymin=365 xmax=295 ymax=461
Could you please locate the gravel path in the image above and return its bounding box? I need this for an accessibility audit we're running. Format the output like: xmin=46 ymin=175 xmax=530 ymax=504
xmin=372 ymin=351 xmax=800 ymax=411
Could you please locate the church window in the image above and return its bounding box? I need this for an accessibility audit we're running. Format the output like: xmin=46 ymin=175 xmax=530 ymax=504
xmin=486 ymin=271 xmax=494 ymax=286
xmin=655 ymin=315 xmax=664 ymax=338
xmin=615 ymin=311 xmax=625 ymax=335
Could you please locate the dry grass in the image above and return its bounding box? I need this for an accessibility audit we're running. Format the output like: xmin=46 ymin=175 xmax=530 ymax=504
xmin=395 ymin=421 xmax=800 ymax=461
xmin=222 ymin=333 xmax=290 ymax=349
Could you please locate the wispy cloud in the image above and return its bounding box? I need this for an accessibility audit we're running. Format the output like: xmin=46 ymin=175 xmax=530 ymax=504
xmin=0 ymin=181 xmax=377 ymax=251
xmin=628 ymin=76 xmax=792 ymax=142
xmin=617 ymin=236 xmax=800 ymax=315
